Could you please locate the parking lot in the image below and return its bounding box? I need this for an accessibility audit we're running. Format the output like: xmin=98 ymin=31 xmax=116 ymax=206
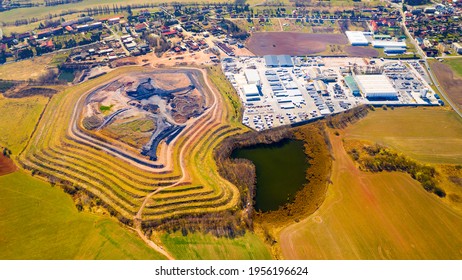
xmin=222 ymin=57 xmax=440 ymax=131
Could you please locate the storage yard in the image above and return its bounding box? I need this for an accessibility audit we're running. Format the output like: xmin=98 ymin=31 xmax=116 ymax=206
xmin=222 ymin=56 xmax=440 ymax=131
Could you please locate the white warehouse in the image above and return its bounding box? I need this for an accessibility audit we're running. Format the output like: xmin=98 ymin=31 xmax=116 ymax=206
xmin=354 ymin=75 xmax=398 ymax=99
xmin=372 ymin=40 xmax=407 ymax=49
xmin=242 ymin=84 xmax=260 ymax=102
xmin=244 ymin=69 xmax=261 ymax=85
xmin=345 ymin=31 xmax=369 ymax=46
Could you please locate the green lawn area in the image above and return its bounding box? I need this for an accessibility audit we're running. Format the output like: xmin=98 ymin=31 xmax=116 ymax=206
xmin=0 ymin=171 xmax=166 ymax=260
xmin=0 ymin=95 xmax=49 ymax=155
xmin=160 ymin=231 xmax=272 ymax=260
xmin=444 ymin=58 xmax=462 ymax=77
xmin=344 ymin=107 xmax=462 ymax=164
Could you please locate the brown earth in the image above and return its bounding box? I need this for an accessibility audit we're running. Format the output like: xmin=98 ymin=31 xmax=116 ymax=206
xmin=0 ymin=154 xmax=17 ymax=176
xmin=432 ymin=62 xmax=462 ymax=110
xmin=345 ymin=46 xmax=379 ymax=57
xmin=246 ymin=32 xmax=348 ymax=55
xmin=4 ymin=84 xmax=58 ymax=98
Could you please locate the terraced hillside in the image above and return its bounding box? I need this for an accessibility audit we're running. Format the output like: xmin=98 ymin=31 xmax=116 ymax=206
xmin=19 ymin=66 xmax=248 ymax=259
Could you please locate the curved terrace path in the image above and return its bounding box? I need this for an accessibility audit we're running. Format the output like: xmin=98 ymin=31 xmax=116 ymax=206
xmin=133 ymin=67 xmax=224 ymax=260
xmin=27 ymin=65 xmax=232 ymax=260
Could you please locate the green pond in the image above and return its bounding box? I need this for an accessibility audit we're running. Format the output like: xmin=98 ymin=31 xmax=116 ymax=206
xmin=231 ymin=139 xmax=309 ymax=212
xmin=58 ymin=70 xmax=75 ymax=82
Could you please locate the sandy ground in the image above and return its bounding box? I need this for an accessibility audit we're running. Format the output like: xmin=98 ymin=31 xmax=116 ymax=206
xmin=246 ymin=32 xmax=348 ymax=56
xmin=345 ymin=46 xmax=379 ymax=57
xmin=432 ymin=62 xmax=462 ymax=110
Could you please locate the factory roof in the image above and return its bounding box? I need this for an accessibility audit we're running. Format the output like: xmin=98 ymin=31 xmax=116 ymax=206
xmin=345 ymin=31 xmax=369 ymax=45
xmin=244 ymin=69 xmax=260 ymax=84
xmin=355 ymin=75 xmax=397 ymax=95
xmin=372 ymin=40 xmax=407 ymax=48
xmin=344 ymin=76 xmax=360 ymax=92
xmin=243 ymin=84 xmax=259 ymax=96
xmin=277 ymin=55 xmax=293 ymax=66
xmin=264 ymin=55 xmax=293 ymax=67
xmin=264 ymin=55 xmax=279 ymax=67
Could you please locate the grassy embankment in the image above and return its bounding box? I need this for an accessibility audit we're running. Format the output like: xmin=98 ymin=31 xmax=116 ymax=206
xmin=279 ymin=107 xmax=462 ymax=259
xmin=20 ymin=67 xmax=209 ymax=219
xmin=13 ymin=64 xmax=270 ymax=259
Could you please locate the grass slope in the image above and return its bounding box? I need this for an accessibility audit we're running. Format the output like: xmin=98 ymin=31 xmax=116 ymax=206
xmin=344 ymin=107 xmax=462 ymax=164
xmin=160 ymin=232 xmax=272 ymax=260
xmin=0 ymin=172 xmax=166 ymax=260
xmin=279 ymin=131 xmax=462 ymax=259
xmin=0 ymin=95 xmax=48 ymax=155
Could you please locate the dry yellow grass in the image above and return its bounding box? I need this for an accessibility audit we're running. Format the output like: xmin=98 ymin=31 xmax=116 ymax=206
xmin=0 ymin=55 xmax=54 ymax=81
xmin=344 ymin=107 xmax=462 ymax=164
xmin=279 ymin=130 xmax=462 ymax=259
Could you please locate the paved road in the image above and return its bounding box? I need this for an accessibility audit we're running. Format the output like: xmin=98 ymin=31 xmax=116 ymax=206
xmin=390 ymin=1 xmax=462 ymax=119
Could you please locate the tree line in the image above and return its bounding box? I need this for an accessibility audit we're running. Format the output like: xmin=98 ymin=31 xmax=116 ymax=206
xmin=349 ymin=143 xmax=446 ymax=198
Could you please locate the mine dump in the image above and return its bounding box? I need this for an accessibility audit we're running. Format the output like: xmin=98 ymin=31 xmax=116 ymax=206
xmin=81 ymin=70 xmax=207 ymax=161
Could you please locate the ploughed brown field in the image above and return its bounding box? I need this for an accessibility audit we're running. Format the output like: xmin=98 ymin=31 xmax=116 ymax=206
xmin=432 ymin=62 xmax=462 ymax=110
xmin=345 ymin=46 xmax=379 ymax=57
xmin=0 ymin=154 xmax=17 ymax=176
xmin=246 ymin=32 xmax=348 ymax=55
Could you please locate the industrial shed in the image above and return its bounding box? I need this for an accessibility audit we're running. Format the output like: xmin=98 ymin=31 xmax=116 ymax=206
xmin=277 ymin=55 xmax=293 ymax=67
xmin=384 ymin=47 xmax=406 ymax=54
xmin=372 ymin=40 xmax=406 ymax=49
xmin=354 ymin=75 xmax=398 ymax=99
xmin=264 ymin=55 xmax=279 ymax=67
xmin=345 ymin=31 xmax=369 ymax=46
xmin=242 ymin=84 xmax=260 ymax=97
xmin=244 ymin=69 xmax=261 ymax=85
xmin=344 ymin=76 xmax=361 ymax=96
xmin=263 ymin=55 xmax=293 ymax=67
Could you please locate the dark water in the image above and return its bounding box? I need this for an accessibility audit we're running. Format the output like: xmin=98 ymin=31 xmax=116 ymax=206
xmin=58 ymin=70 xmax=75 ymax=82
xmin=231 ymin=139 xmax=309 ymax=212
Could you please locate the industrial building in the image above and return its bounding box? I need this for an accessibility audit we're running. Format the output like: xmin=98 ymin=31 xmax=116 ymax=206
xmin=344 ymin=76 xmax=360 ymax=96
xmin=222 ymin=57 xmax=439 ymax=131
xmin=242 ymin=84 xmax=260 ymax=102
xmin=354 ymin=75 xmax=398 ymax=99
xmin=277 ymin=55 xmax=293 ymax=67
xmin=264 ymin=55 xmax=294 ymax=67
xmin=345 ymin=31 xmax=369 ymax=46
xmin=384 ymin=47 xmax=406 ymax=55
xmin=453 ymin=42 xmax=462 ymax=54
xmin=244 ymin=69 xmax=261 ymax=85
xmin=264 ymin=55 xmax=279 ymax=67
xmin=372 ymin=40 xmax=407 ymax=49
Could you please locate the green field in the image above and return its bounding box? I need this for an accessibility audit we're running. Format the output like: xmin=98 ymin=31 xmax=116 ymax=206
xmin=161 ymin=232 xmax=271 ymax=260
xmin=279 ymin=131 xmax=462 ymax=259
xmin=344 ymin=107 xmax=462 ymax=164
xmin=444 ymin=58 xmax=462 ymax=77
xmin=0 ymin=171 xmax=166 ymax=259
xmin=0 ymin=95 xmax=49 ymax=155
